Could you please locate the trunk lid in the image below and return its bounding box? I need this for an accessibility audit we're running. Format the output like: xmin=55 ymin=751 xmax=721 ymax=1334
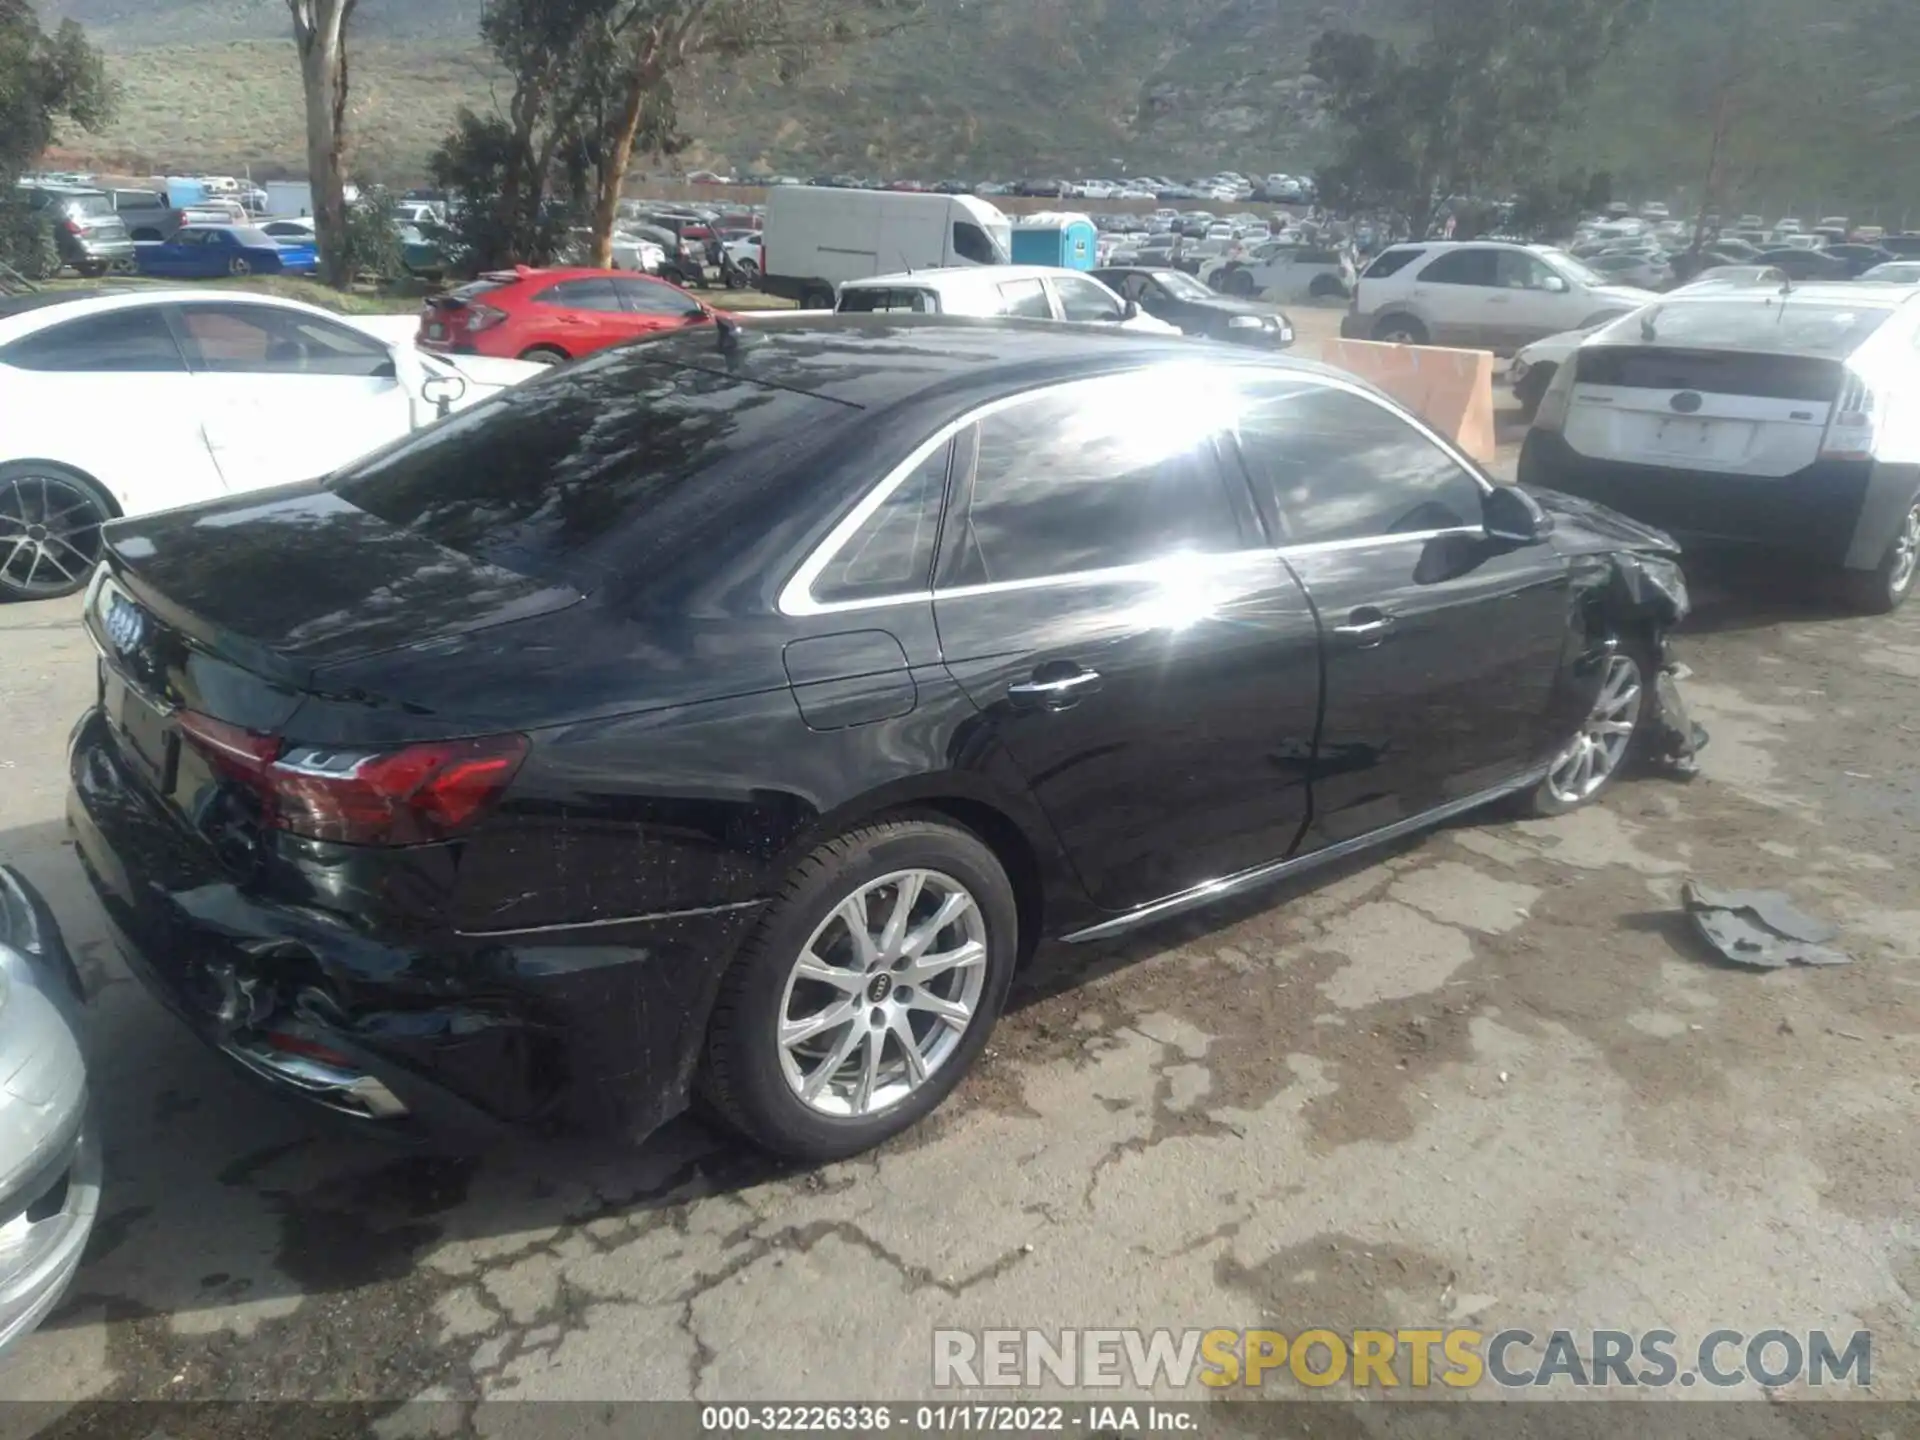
xmin=1563 ymin=345 xmax=1841 ymax=478
xmin=97 ymin=483 xmax=582 ymax=691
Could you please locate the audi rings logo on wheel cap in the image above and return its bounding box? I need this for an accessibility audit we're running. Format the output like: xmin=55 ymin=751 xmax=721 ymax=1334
xmin=1670 ymin=391 xmax=1704 ymax=414
xmin=104 ymin=591 xmax=148 ymax=654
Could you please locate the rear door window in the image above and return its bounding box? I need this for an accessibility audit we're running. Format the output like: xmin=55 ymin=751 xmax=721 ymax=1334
xmin=996 ymin=280 xmax=1053 ymax=318
xmin=1363 ymin=248 xmax=1426 ymax=279
xmin=839 ymin=288 xmax=938 ymax=314
xmin=937 ymin=375 xmax=1246 ymax=588
xmin=0 ymin=308 xmax=188 ymax=373
xmin=1050 ymin=274 xmax=1123 ymax=323
xmin=538 ymin=278 xmax=623 ymax=312
xmin=612 ymin=277 xmax=704 ymax=316
xmin=1417 ymin=249 xmax=1500 ymax=287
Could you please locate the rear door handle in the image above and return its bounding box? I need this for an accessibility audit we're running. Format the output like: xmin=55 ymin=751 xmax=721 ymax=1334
xmin=1008 ymin=668 xmax=1102 ymax=711
xmin=1333 ymin=608 xmax=1396 ymax=647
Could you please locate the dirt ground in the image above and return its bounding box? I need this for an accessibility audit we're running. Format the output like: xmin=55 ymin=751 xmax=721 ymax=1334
xmin=0 ymin=340 xmax=1916 ymax=1419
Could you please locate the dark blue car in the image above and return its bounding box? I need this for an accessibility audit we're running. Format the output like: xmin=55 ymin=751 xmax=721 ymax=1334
xmin=135 ymin=224 xmax=320 ymax=279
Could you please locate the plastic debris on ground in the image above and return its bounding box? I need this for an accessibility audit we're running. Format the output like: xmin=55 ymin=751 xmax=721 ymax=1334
xmin=1681 ymin=881 xmax=1852 ymax=969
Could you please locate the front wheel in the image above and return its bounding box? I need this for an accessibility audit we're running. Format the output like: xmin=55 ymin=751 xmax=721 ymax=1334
xmin=702 ymin=818 xmax=1019 ymax=1161
xmin=1840 ymin=498 xmax=1920 ymax=615
xmin=1520 ymin=643 xmax=1650 ymax=817
xmin=1372 ymin=315 xmax=1429 ymax=345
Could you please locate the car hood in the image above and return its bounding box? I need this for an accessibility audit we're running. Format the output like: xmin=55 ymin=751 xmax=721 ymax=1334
xmin=1531 ymin=486 xmax=1681 ymax=557
xmin=1589 ymin=283 xmax=1659 ymax=307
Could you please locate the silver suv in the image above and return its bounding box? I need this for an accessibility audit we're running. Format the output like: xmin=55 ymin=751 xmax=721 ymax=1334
xmin=1342 ymin=241 xmax=1655 ymax=353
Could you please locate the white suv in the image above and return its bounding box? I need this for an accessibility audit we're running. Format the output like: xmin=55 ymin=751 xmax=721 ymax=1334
xmin=1343 ymin=241 xmax=1656 ymax=353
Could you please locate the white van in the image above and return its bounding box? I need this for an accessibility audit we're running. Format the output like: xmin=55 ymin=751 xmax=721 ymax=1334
xmin=760 ymin=187 xmax=1014 ymax=308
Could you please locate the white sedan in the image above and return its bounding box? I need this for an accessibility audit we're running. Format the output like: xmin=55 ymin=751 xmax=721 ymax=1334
xmin=0 ymin=290 xmax=541 ymax=600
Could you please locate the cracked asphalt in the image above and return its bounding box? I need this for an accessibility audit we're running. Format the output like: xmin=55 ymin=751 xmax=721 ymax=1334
xmin=2 ymin=408 xmax=1918 ymax=1413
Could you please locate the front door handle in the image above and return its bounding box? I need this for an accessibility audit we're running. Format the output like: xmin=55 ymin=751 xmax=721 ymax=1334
xmin=1333 ymin=608 xmax=1395 ymax=647
xmin=1008 ymin=668 xmax=1102 ymax=711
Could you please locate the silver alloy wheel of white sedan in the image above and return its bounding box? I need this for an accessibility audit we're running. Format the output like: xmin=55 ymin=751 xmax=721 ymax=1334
xmin=776 ymin=868 xmax=988 ymax=1118
xmin=1547 ymin=653 xmax=1643 ymax=805
xmin=0 ymin=472 xmax=109 ymax=600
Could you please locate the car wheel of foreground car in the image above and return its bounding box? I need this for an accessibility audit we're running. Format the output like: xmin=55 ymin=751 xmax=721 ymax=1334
xmin=0 ymin=462 xmax=113 ymax=602
xmin=703 ymin=818 xmax=1018 ymax=1161
xmin=1373 ymin=315 xmax=1428 ymax=345
xmin=1522 ymin=642 xmax=1650 ymax=817
xmin=1840 ymin=499 xmax=1920 ymax=616
xmin=518 ymin=346 xmax=569 ymax=366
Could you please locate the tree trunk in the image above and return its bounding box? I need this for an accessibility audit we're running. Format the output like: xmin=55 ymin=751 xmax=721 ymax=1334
xmin=291 ymin=1 xmax=355 ymax=289
xmin=589 ymin=69 xmax=653 ymax=270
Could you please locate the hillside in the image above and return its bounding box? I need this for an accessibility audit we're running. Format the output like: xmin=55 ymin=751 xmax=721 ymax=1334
xmin=34 ymin=0 xmax=1920 ymax=217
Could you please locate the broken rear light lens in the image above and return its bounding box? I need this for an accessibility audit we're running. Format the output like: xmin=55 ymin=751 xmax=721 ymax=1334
xmin=177 ymin=714 xmax=528 ymax=847
xmin=271 ymin=736 xmax=530 ymax=845
xmin=465 ymin=303 xmax=508 ymax=334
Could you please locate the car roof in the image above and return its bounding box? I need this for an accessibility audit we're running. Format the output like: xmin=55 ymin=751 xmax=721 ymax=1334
xmin=0 ymin=287 xmax=375 ymax=344
xmin=638 ymin=315 xmax=1339 ymax=411
xmin=841 ymin=265 xmax=1066 ymax=291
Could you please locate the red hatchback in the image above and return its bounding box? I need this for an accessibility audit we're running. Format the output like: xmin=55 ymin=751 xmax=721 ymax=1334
xmin=417 ymin=266 xmax=715 ymax=365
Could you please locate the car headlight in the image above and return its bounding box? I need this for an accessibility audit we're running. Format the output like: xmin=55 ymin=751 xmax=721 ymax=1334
xmin=1228 ymin=315 xmax=1264 ymax=330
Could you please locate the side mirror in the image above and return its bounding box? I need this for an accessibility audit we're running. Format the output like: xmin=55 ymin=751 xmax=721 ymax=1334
xmin=1542 ymin=275 xmax=1570 ymax=293
xmin=420 ymin=372 xmax=466 ymax=418
xmin=1483 ymin=484 xmax=1553 ymax=545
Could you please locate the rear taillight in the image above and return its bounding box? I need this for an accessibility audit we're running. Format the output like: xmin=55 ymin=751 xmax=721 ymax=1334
xmin=465 ymin=304 xmax=508 ymax=334
xmin=61 ymin=219 xmax=83 ymax=236
xmin=1530 ymin=361 xmax=1579 ymax=434
xmin=1820 ymin=373 xmax=1878 ymax=460
xmin=177 ymin=712 xmax=527 ymax=847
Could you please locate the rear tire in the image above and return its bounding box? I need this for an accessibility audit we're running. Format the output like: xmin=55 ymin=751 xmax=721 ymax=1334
xmin=1518 ymin=638 xmax=1653 ymax=817
xmin=75 ymin=262 xmax=107 ymax=279
xmin=228 ymin=257 xmax=252 ymax=277
xmin=517 ymin=346 xmax=569 ymax=366
xmin=0 ymin=462 xmax=116 ymax=602
xmin=1372 ymin=314 xmax=1428 ymax=345
xmin=702 ymin=817 xmax=1019 ymax=1162
xmin=1225 ymin=268 xmax=1257 ymax=297
xmin=1309 ymin=274 xmax=1347 ymax=300
xmin=1840 ymin=497 xmax=1920 ymax=615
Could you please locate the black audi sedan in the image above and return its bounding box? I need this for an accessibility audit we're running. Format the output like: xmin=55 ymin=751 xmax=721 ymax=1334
xmin=1093 ymin=266 xmax=1295 ymax=348
xmin=69 ymin=318 xmax=1690 ymax=1161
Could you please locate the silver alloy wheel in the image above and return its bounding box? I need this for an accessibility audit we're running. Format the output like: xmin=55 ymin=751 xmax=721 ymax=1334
xmin=777 ymin=868 xmax=989 ymax=1118
xmin=1888 ymin=503 xmax=1920 ymax=598
xmin=0 ymin=474 xmax=108 ymax=598
xmin=1547 ymin=653 xmax=1643 ymax=805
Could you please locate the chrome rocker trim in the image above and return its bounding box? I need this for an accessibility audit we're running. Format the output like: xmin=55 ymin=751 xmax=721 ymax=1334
xmin=1062 ymin=765 xmax=1551 ymax=944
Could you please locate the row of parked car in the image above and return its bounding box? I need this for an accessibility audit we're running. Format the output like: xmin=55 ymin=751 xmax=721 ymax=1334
xmin=11 ymin=219 xmax=1920 ymax=1365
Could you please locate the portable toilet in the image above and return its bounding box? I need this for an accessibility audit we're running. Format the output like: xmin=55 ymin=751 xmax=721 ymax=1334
xmin=1010 ymin=211 xmax=1098 ymax=271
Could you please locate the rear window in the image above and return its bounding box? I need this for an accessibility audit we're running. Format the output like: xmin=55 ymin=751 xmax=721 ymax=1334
xmin=838 ymin=287 xmax=937 ymax=314
xmin=65 ymin=194 xmax=113 ymax=218
xmin=331 ymin=355 xmax=854 ymax=590
xmin=1593 ymin=300 xmax=1895 ymax=357
xmin=1363 ymin=248 xmax=1425 ymax=279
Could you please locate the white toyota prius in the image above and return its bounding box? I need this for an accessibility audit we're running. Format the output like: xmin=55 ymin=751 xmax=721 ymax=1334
xmin=0 ymin=289 xmax=542 ymax=600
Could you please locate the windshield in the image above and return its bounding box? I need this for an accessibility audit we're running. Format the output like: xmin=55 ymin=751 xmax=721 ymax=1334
xmin=1152 ymin=270 xmax=1214 ymax=301
xmin=1539 ymin=248 xmax=1607 ymax=286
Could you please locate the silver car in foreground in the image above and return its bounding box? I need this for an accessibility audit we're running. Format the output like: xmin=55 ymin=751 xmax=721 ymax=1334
xmin=0 ymin=865 xmax=97 ymax=1359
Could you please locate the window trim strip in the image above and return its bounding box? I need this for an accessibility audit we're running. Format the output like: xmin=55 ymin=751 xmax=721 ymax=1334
xmin=776 ymin=363 xmax=1495 ymax=618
